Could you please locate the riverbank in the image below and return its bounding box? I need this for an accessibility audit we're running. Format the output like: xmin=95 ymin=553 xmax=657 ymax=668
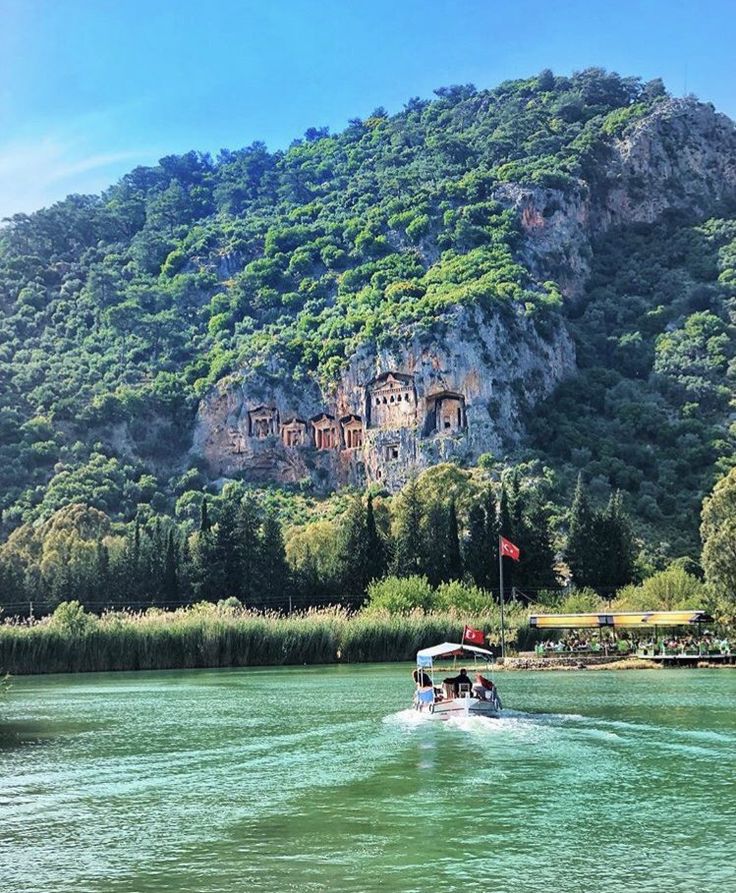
xmin=0 ymin=602 xmax=508 ymax=675
xmin=495 ymin=655 xmax=658 ymax=671
xmin=3 ymin=601 xmax=732 ymax=676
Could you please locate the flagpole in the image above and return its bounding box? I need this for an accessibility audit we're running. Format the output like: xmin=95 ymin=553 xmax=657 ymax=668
xmin=498 ymin=536 xmax=506 ymax=661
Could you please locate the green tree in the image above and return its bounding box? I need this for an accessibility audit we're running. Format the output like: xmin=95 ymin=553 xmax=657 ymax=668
xmin=364 ymin=493 xmax=388 ymax=585
xmin=162 ymin=528 xmax=179 ymax=604
xmin=336 ymin=495 xmax=369 ymax=597
xmin=259 ymin=511 xmax=289 ymax=610
xmin=393 ymin=477 xmax=424 ymax=578
xmin=594 ymin=491 xmax=636 ymax=593
xmin=237 ymin=495 xmax=263 ymax=605
xmin=200 ymin=495 xmax=211 ymax=532
xmin=565 ymin=474 xmax=597 ymax=588
xmin=701 ymin=468 xmax=736 ymax=602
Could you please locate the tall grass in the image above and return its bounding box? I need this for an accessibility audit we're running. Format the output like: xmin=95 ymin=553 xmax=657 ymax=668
xmin=0 ymin=600 xmax=529 ymax=675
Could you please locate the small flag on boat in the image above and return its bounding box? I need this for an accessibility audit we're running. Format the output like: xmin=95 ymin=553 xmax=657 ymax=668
xmin=500 ymin=536 xmax=520 ymax=561
xmin=463 ymin=625 xmax=485 ymax=646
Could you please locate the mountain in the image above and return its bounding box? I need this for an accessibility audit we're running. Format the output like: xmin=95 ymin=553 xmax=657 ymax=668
xmin=1 ymin=69 xmax=735 ymax=556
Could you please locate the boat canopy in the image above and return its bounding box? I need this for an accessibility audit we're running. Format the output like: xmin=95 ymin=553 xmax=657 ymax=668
xmin=416 ymin=641 xmax=494 ymax=666
xmin=529 ymin=610 xmax=714 ymax=630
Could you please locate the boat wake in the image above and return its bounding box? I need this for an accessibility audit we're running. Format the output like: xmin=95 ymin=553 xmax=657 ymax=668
xmin=384 ymin=707 xmax=586 ymax=740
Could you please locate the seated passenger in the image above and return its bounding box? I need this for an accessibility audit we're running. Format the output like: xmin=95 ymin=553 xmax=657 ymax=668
xmin=444 ymin=668 xmax=473 ymax=696
xmin=473 ymin=673 xmax=496 ymax=700
xmin=412 ymin=668 xmax=432 ymax=688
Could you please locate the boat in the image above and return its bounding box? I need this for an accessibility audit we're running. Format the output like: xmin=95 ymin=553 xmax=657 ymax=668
xmin=412 ymin=641 xmax=502 ymax=719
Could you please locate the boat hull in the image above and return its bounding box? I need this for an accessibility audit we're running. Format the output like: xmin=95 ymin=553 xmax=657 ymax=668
xmin=414 ymin=696 xmax=500 ymax=720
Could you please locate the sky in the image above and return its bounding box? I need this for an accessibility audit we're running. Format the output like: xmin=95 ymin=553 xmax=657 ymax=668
xmin=0 ymin=0 xmax=734 ymax=218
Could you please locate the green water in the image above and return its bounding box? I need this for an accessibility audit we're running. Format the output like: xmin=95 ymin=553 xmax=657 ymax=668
xmin=2 ymin=666 xmax=735 ymax=893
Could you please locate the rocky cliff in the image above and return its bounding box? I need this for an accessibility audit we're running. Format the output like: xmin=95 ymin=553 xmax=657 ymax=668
xmin=192 ymin=98 xmax=736 ymax=492
xmin=497 ymin=99 xmax=736 ymax=300
xmin=193 ymin=305 xmax=574 ymax=490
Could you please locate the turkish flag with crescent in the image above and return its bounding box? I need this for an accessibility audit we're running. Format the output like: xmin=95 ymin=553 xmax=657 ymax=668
xmin=500 ymin=535 xmax=520 ymax=561
xmin=463 ymin=625 xmax=485 ymax=646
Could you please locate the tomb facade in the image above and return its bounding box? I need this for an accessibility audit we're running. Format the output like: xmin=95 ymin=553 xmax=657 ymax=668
xmin=425 ymin=391 xmax=466 ymax=435
xmin=280 ymin=417 xmax=308 ymax=448
xmin=311 ymin=413 xmax=339 ymax=450
xmin=366 ymin=372 xmax=417 ymax=429
xmin=341 ymin=414 xmax=364 ymax=450
xmin=248 ymin=405 xmax=279 ymax=439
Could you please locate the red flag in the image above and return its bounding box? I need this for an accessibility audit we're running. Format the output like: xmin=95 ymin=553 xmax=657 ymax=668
xmin=500 ymin=536 xmax=520 ymax=561
xmin=463 ymin=625 xmax=485 ymax=646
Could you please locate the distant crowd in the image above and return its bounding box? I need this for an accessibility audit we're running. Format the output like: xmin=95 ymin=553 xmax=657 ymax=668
xmin=534 ymin=634 xmax=732 ymax=657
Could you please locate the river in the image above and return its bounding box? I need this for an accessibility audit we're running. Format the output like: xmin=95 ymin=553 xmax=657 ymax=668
xmin=2 ymin=665 xmax=735 ymax=893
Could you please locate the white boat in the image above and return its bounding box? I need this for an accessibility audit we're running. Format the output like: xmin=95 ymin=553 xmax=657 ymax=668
xmin=412 ymin=641 xmax=502 ymax=719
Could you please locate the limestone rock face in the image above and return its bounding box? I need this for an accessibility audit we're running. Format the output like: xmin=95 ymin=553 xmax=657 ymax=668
xmin=191 ymin=98 xmax=736 ymax=492
xmin=495 ymin=99 xmax=736 ymax=299
xmin=192 ymin=305 xmax=575 ymax=490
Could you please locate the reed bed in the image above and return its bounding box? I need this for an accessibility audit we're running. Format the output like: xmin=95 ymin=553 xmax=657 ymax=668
xmin=0 ymin=601 xmax=527 ymax=675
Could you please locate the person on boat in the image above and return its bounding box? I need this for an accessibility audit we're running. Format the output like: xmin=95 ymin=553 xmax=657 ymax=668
xmin=413 ymin=668 xmax=432 ymax=688
xmin=444 ymin=668 xmax=473 ymax=696
xmin=473 ymin=673 xmax=496 ymax=700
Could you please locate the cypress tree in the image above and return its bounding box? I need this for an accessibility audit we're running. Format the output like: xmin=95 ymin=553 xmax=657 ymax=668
xmin=445 ymin=498 xmax=463 ymax=582
xmin=337 ymin=495 xmax=368 ymax=597
xmin=422 ymin=498 xmax=448 ymax=586
xmin=509 ymin=470 xmax=524 ymax=537
xmin=146 ymin=518 xmax=167 ymax=605
xmin=237 ymin=495 xmax=262 ymax=605
xmin=200 ymin=495 xmax=211 ymax=532
xmin=212 ymin=497 xmax=242 ymax=600
xmin=499 ymin=484 xmax=512 ymax=539
xmin=190 ymin=528 xmax=218 ymax=602
xmin=260 ymin=512 xmax=289 ymax=610
xmin=393 ymin=476 xmax=424 ymax=577
xmin=515 ymin=499 xmax=558 ymax=598
xmin=465 ymin=487 xmax=498 ymax=589
xmin=596 ymin=491 xmax=636 ymax=593
xmin=95 ymin=539 xmax=110 ymax=610
xmin=163 ymin=528 xmax=179 ymax=604
xmin=464 ymin=501 xmax=488 ymax=588
xmin=565 ymin=474 xmax=596 ymax=588
xmin=364 ymin=493 xmax=387 ymax=585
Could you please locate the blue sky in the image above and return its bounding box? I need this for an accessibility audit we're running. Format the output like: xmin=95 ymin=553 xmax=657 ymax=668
xmin=1 ymin=0 xmax=734 ymax=218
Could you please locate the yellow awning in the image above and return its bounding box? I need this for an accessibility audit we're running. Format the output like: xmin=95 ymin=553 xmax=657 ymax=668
xmin=532 ymin=614 xmax=602 ymax=629
xmin=529 ymin=610 xmax=712 ymax=629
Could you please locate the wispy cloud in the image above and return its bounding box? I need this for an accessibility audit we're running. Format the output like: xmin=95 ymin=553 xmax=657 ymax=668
xmin=0 ymin=116 xmax=160 ymax=218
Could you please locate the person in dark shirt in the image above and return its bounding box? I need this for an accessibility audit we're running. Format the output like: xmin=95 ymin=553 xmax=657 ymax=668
xmin=412 ymin=668 xmax=432 ymax=687
xmin=444 ymin=668 xmax=473 ymax=696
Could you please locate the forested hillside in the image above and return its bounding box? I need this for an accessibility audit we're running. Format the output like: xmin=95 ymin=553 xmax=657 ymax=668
xmin=1 ymin=67 xmax=735 ymax=592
